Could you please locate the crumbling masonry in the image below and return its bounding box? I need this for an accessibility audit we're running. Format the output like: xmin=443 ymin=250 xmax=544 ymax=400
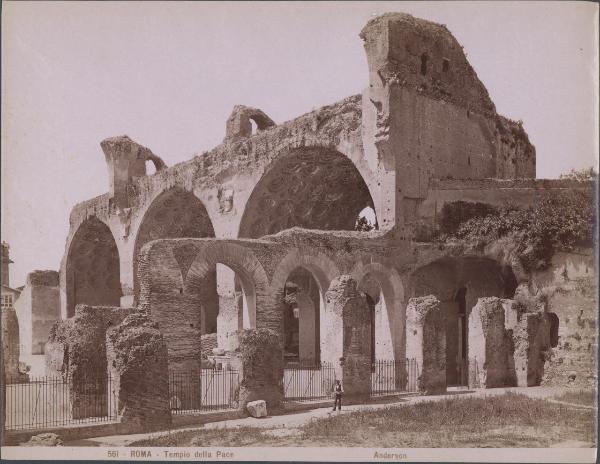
xmin=46 ymin=13 xmax=594 ymax=428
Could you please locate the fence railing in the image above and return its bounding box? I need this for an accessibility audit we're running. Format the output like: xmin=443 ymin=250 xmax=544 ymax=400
xmin=169 ymin=368 xmax=240 ymax=414
xmin=283 ymin=361 xmax=336 ymax=402
xmin=3 ymin=375 xmax=118 ymax=431
xmin=371 ymin=359 xmax=419 ymax=395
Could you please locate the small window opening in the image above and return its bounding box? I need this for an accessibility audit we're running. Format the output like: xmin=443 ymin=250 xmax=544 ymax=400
xmin=355 ymin=206 xmax=378 ymax=231
xmin=146 ymin=160 xmax=157 ymax=175
xmin=442 ymin=58 xmax=450 ymax=72
xmin=250 ymin=119 xmax=258 ymax=135
xmin=420 ymin=54 xmax=428 ymax=76
xmin=468 ymin=156 xmax=471 ymax=166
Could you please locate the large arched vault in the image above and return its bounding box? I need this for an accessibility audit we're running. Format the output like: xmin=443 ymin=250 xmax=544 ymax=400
xmin=64 ymin=217 xmax=121 ymax=318
xmin=239 ymin=147 xmax=377 ymax=238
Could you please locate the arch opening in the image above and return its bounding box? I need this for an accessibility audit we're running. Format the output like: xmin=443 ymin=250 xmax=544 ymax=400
xmin=358 ymin=273 xmax=393 ymax=364
xmin=282 ymin=267 xmax=322 ymax=365
xmin=356 ymin=206 xmax=378 ymax=231
xmin=134 ymin=188 xmax=218 ymax=333
xmin=183 ymin=244 xmax=265 ymax=355
xmin=65 ymin=217 xmax=121 ymax=318
xmin=145 ymin=160 xmax=157 ymax=175
xmin=216 ymin=262 xmax=257 ymax=334
xmin=410 ymin=257 xmax=518 ymax=386
xmin=239 ymin=147 xmax=377 ymax=238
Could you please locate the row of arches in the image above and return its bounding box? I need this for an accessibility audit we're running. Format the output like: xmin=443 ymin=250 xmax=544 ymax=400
xmin=135 ymin=238 xmax=405 ymax=371
xmin=66 ymin=212 xmax=527 ymax=381
xmin=136 ymin=237 xmax=524 ymax=385
xmin=65 ymin=147 xmax=379 ymax=320
xmin=64 ymin=141 xmax=532 ymax=382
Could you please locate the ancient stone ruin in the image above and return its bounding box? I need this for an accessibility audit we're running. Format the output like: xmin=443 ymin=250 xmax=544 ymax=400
xmin=39 ymin=13 xmax=595 ymax=431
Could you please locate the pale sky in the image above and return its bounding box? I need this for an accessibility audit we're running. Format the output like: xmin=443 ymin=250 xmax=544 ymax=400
xmin=1 ymin=1 xmax=598 ymax=287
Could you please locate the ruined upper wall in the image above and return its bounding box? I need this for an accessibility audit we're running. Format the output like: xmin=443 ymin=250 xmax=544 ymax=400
xmin=360 ymin=12 xmax=536 ymax=185
xmin=68 ymin=12 xmax=537 ymax=234
xmin=360 ymin=12 xmax=495 ymax=116
xmin=68 ymin=95 xmax=364 ymax=229
xmin=62 ymin=12 xmax=544 ymax=296
xmin=26 ymin=270 xmax=59 ymax=287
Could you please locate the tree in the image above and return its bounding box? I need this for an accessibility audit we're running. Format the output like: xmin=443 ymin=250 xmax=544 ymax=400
xmin=355 ymin=215 xmax=375 ymax=231
xmin=559 ymin=167 xmax=598 ymax=182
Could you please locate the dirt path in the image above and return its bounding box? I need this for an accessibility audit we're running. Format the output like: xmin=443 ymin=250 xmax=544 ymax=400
xmin=64 ymin=386 xmax=566 ymax=447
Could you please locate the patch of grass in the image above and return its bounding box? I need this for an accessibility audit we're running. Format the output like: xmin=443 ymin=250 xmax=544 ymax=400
xmin=300 ymin=392 xmax=596 ymax=447
xmin=132 ymin=426 xmax=279 ymax=447
xmin=130 ymin=393 xmax=596 ymax=448
xmin=553 ymin=389 xmax=597 ymax=407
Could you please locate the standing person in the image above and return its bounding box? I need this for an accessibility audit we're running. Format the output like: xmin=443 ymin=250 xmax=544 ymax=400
xmin=332 ymin=379 xmax=343 ymax=411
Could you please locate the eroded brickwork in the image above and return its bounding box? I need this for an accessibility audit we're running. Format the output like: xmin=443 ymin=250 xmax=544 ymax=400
xmin=106 ymin=313 xmax=171 ymax=430
xmin=321 ymin=276 xmax=372 ymax=400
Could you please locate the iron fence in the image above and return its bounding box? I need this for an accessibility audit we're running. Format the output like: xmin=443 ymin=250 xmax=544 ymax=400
xmin=168 ymin=368 xmax=240 ymax=414
xmin=371 ymin=359 xmax=419 ymax=395
xmin=283 ymin=361 xmax=336 ymax=402
xmin=3 ymin=374 xmax=118 ymax=431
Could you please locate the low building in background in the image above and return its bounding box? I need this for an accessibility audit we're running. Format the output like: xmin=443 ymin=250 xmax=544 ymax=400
xmin=14 ymin=270 xmax=60 ymax=356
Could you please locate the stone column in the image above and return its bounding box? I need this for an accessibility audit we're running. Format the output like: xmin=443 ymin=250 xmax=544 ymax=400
xmin=406 ymin=296 xmax=446 ymax=394
xmin=232 ymin=328 xmax=284 ymax=412
xmin=106 ymin=314 xmax=171 ymax=431
xmin=468 ymin=297 xmax=509 ymax=388
xmin=321 ymin=276 xmax=371 ymax=401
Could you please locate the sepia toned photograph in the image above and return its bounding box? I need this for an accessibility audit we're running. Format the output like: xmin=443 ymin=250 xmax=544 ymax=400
xmin=1 ymin=1 xmax=598 ymax=462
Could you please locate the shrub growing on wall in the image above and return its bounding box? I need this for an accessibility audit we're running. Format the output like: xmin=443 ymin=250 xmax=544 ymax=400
xmin=439 ymin=201 xmax=498 ymax=235
xmin=449 ymin=189 xmax=596 ymax=271
xmin=238 ymin=328 xmax=283 ymax=383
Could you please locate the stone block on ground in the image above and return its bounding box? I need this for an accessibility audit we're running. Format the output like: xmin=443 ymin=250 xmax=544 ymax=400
xmin=21 ymin=433 xmax=63 ymax=447
xmin=246 ymin=400 xmax=267 ymax=418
